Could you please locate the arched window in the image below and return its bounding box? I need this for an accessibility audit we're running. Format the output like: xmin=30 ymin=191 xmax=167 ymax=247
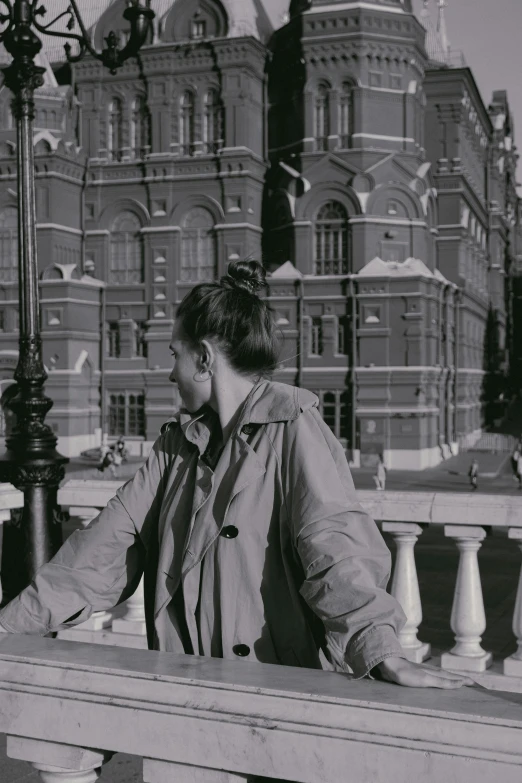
xmin=109 ymin=211 xmax=144 ymax=284
xmin=181 ymin=207 xmax=216 ymax=282
xmin=131 ymin=95 xmax=150 ymax=159
xmin=108 ymin=98 xmax=124 ymax=161
xmin=314 ymin=201 xmax=349 ymax=275
xmin=339 ymin=82 xmax=353 ymax=148
xmin=203 ymin=88 xmax=223 ymax=154
xmin=0 ymin=207 xmax=18 ymax=282
xmin=314 ymin=84 xmax=329 ymax=151
xmin=180 ymin=91 xmax=196 ymax=156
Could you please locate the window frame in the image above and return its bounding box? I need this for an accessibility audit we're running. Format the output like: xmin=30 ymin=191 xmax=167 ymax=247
xmin=107 ymin=390 xmax=146 ymax=438
xmin=314 ymin=201 xmax=350 ymax=275
xmin=0 ymin=206 xmax=18 ymax=282
xmin=109 ymin=211 xmax=144 ymax=285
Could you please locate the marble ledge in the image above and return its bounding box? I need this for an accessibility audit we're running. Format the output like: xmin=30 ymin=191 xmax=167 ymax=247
xmin=358 ymin=489 xmax=522 ymax=528
xmin=0 ymin=483 xmax=24 ymax=512
xmin=0 ymin=637 xmax=522 ymax=783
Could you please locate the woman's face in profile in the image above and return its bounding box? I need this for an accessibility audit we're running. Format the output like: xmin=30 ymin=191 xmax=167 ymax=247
xmin=168 ymin=320 xmax=212 ymax=413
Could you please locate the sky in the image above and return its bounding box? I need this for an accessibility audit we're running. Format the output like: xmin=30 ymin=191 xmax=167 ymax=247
xmin=264 ymin=0 xmax=522 ymax=186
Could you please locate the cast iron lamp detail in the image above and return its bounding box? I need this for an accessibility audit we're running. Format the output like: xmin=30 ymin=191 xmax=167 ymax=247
xmin=0 ymin=0 xmax=154 ymax=583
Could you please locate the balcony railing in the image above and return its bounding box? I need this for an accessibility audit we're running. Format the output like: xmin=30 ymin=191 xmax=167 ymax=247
xmin=1 ymin=634 xmax=522 ymax=783
xmin=56 ymin=481 xmax=522 ymax=693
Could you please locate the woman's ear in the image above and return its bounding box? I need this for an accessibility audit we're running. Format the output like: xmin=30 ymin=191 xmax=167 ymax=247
xmin=200 ymin=338 xmax=216 ymax=371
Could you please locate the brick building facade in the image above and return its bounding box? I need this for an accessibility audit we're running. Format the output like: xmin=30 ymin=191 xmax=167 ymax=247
xmin=0 ymin=0 xmax=518 ymax=468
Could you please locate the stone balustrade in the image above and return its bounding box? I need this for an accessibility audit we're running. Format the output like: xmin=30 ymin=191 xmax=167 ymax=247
xmin=1 ymin=635 xmax=522 ymax=783
xmin=358 ymin=491 xmax=522 ymax=690
xmin=0 ymin=484 xmax=25 ymax=606
xmin=55 ymin=481 xmax=522 ymax=691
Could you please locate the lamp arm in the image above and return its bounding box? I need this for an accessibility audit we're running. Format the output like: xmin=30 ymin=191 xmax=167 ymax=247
xmin=0 ymin=0 xmax=14 ymax=44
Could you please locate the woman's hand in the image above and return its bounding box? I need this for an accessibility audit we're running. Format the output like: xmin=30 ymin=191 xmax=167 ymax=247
xmin=375 ymin=656 xmax=474 ymax=688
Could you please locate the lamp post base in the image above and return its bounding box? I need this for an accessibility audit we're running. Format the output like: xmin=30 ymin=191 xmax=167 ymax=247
xmin=0 ymin=450 xmax=67 ymax=588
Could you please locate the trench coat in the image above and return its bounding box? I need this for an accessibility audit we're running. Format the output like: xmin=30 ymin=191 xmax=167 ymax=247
xmin=0 ymin=381 xmax=406 ymax=679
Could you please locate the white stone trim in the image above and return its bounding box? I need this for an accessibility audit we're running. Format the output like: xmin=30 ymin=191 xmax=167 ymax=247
xmin=304 ymin=2 xmax=406 ymax=13
xmin=37 ymin=223 xmax=83 ymax=235
xmin=352 ymin=133 xmax=415 ymax=142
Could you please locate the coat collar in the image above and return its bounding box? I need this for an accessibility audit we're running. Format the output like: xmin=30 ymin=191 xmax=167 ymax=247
xmin=162 ymin=381 xmax=318 ymax=454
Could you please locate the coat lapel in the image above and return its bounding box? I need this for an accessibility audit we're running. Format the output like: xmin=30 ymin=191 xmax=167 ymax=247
xmin=181 ymin=434 xmax=266 ymax=577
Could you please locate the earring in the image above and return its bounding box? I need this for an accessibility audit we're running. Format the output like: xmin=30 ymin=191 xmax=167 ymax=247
xmin=193 ymin=367 xmax=214 ymax=383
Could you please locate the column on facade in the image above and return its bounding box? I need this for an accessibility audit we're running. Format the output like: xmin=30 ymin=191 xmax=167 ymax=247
xmin=327 ymin=88 xmax=339 ymax=151
xmin=321 ymin=314 xmax=337 ymax=361
xmin=293 ymin=222 xmax=313 ymax=275
xmin=441 ymin=525 xmax=492 ymax=672
xmin=382 ymin=522 xmax=430 ymax=663
xmin=303 ymin=91 xmax=315 ymax=153
xmin=504 ymin=528 xmax=522 ymax=677
xmin=118 ymin=317 xmax=138 ymax=359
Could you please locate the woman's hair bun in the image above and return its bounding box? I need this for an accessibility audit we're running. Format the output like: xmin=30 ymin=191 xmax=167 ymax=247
xmin=220 ymin=259 xmax=267 ymax=295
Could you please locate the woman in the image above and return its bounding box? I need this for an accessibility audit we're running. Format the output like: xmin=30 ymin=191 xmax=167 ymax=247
xmin=0 ymin=261 xmax=471 ymax=690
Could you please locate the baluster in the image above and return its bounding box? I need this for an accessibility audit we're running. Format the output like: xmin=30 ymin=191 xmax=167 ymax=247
xmin=112 ymin=575 xmax=146 ymax=636
xmin=441 ymin=525 xmax=492 ymax=672
xmin=0 ymin=508 xmax=11 ymax=605
xmin=7 ymin=737 xmax=111 ymax=783
xmin=504 ymin=528 xmax=522 ymax=677
xmin=382 ymin=522 xmax=430 ymax=663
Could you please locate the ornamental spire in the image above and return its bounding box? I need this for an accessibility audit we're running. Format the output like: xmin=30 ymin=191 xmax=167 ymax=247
xmin=420 ymin=0 xmax=452 ymax=65
xmin=437 ymin=0 xmax=450 ymax=56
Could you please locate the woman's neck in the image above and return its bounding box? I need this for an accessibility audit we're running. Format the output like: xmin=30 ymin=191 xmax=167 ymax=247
xmin=209 ymin=374 xmax=258 ymax=443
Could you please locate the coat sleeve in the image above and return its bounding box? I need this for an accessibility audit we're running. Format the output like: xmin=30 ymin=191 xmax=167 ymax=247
xmin=0 ymin=432 xmax=173 ymax=635
xmin=282 ymin=406 xmax=406 ymax=679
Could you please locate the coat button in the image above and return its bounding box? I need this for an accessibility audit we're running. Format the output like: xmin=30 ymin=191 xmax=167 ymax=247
xmin=233 ymin=644 xmax=250 ymax=657
xmin=221 ymin=525 xmax=238 ymax=539
xmin=241 ymin=423 xmax=256 ymax=436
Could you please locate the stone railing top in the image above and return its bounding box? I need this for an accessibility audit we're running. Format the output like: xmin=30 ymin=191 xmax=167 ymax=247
xmin=59 ymin=480 xmax=522 ymax=529
xmin=0 ymin=483 xmax=24 ymax=512
xmin=0 ymin=636 xmax=522 ymax=783
xmin=358 ymin=490 xmax=522 ymax=528
xmin=58 ymin=479 xmax=124 ymax=508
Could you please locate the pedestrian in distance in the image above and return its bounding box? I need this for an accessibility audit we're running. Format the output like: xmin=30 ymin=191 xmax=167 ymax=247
xmin=373 ymin=454 xmax=387 ymax=491
xmin=0 ymin=260 xmax=473 ymax=691
xmin=517 ymin=453 xmax=522 ymax=490
xmin=511 ymin=446 xmax=520 ymax=482
xmin=97 ymin=447 xmax=118 ymax=478
xmin=468 ymin=458 xmax=479 ymax=491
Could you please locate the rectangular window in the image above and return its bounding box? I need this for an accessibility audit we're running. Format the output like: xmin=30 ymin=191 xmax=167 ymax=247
xmin=108 ymin=391 xmax=145 ymax=437
xmin=192 ymin=19 xmax=206 ymax=39
xmin=136 ymin=321 xmax=148 ymax=358
xmin=337 ymin=316 xmax=347 ymax=355
xmin=107 ymin=322 xmax=120 ymax=358
xmin=310 ymin=317 xmax=323 ymax=356
xmin=369 ymin=72 xmax=383 ymax=88
xmin=0 ymin=310 xmax=4 ymax=332
xmin=318 ymin=390 xmax=349 ymax=441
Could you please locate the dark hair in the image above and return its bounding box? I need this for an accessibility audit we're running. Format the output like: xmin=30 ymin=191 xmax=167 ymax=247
xmin=176 ymin=259 xmax=280 ymax=377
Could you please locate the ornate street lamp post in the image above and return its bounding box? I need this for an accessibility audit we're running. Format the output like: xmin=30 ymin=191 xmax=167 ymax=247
xmin=0 ymin=0 xmax=154 ymax=583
